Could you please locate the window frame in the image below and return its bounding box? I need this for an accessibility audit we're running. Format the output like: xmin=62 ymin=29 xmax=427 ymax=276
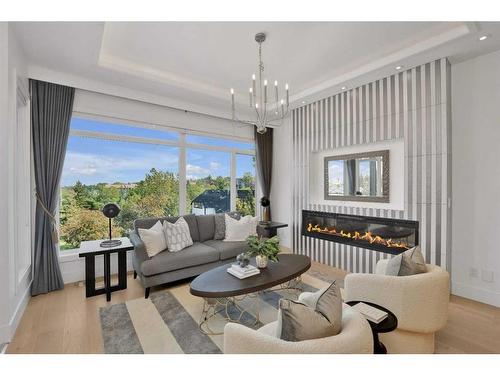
xmin=58 ymin=113 xmax=257 ymax=255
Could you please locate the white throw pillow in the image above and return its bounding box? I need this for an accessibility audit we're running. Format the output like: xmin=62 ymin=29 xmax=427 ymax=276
xmin=138 ymin=220 xmax=167 ymax=257
xmin=163 ymin=217 xmax=193 ymax=252
xmin=224 ymin=214 xmax=258 ymax=242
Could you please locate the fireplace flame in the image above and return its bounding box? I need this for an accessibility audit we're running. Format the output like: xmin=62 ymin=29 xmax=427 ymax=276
xmin=306 ymin=224 xmax=410 ymax=250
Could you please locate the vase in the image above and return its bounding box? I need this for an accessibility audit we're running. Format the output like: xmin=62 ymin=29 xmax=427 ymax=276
xmin=256 ymin=255 xmax=268 ymax=269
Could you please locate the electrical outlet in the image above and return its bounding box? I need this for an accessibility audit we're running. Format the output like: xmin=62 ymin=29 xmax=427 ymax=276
xmin=481 ymin=270 xmax=494 ymax=283
xmin=469 ymin=267 xmax=478 ymax=278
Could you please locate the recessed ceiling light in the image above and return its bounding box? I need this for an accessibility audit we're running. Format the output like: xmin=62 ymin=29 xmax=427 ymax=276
xmin=341 ymin=86 xmax=347 ymax=90
xmin=479 ymin=35 xmax=488 ymax=41
xmin=395 ymin=65 xmax=403 ymax=71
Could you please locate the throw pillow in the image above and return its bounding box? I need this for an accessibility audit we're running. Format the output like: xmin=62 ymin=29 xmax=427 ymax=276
xmin=214 ymin=212 xmax=241 ymax=240
xmin=277 ymin=281 xmax=343 ymax=341
xmin=138 ymin=220 xmax=167 ymax=257
xmin=163 ymin=217 xmax=193 ymax=252
xmin=385 ymin=245 xmax=427 ymax=276
xmin=223 ymin=214 xmax=258 ymax=242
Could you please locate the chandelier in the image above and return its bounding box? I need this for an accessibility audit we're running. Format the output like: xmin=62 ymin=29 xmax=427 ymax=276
xmin=230 ymin=32 xmax=290 ymax=134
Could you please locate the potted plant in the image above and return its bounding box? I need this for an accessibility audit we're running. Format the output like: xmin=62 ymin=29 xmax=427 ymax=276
xmin=246 ymin=235 xmax=280 ymax=269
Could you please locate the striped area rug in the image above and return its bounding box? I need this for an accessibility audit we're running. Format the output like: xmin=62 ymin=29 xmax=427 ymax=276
xmin=99 ymin=271 xmax=340 ymax=354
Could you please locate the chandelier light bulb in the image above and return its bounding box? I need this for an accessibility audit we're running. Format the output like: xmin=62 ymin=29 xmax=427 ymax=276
xmin=252 ymin=74 xmax=256 ymax=80
xmin=281 ymin=99 xmax=284 ymax=105
xmin=230 ymin=88 xmax=234 ymax=94
xmin=249 ymin=87 xmax=253 ymax=93
xmin=255 ymin=103 xmax=259 ymax=109
xmin=264 ymin=80 xmax=268 ymax=86
xmin=285 ymin=83 xmax=289 ymax=90
xmin=274 ymin=80 xmax=278 ymax=86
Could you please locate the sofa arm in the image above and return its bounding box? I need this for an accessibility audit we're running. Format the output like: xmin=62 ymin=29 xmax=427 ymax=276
xmin=129 ymin=232 xmax=150 ymax=270
xmin=344 ymin=267 xmax=450 ymax=333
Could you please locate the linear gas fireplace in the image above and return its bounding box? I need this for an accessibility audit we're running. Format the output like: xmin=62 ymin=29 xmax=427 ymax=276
xmin=302 ymin=210 xmax=419 ymax=255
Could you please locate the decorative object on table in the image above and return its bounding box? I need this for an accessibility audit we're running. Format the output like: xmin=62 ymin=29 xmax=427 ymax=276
xmin=227 ymin=263 xmax=260 ymax=279
xmin=259 ymin=196 xmax=271 ymax=224
xmin=351 ymin=302 xmax=388 ymax=324
xmin=229 ymin=32 xmax=290 ymax=134
xmin=236 ymin=252 xmax=250 ymax=268
xmin=100 ymin=203 xmax=122 ymax=248
xmin=246 ymin=234 xmax=280 ymax=269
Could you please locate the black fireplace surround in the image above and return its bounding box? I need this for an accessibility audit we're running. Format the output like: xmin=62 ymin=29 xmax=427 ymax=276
xmin=302 ymin=210 xmax=419 ymax=256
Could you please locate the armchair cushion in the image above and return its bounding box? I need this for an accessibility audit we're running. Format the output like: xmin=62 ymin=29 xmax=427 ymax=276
xmin=276 ymin=282 xmax=342 ymax=341
xmin=386 ymin=246 xmax=427 ymax=276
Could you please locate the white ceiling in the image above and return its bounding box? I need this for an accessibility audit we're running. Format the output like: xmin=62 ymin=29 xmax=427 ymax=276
xmin=11 ymin=21 xmax=500 ymax=118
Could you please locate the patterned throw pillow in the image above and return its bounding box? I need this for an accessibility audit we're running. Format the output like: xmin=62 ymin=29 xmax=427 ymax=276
xmin=214 ymin=212 xmax=241 ymax=240
xmin=276 ymin=281 xmax=343 ymax=341
xmin=162 ymin=217 xmax=193 ymax=252
xmin=385 ymin=245 xmax=427 ymax=276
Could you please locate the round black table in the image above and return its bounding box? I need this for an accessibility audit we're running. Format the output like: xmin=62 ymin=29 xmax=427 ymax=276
xmin=346 ymin=301 xmax=398 ymax=354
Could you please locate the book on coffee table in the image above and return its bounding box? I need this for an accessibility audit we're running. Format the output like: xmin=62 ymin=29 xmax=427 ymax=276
xmin=227 ymin=264 xmax=260 ymax=279
xmin=351 ymin=302 xmax=388 ymax=323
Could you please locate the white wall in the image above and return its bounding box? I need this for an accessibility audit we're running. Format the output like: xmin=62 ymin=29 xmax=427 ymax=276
xmin=271 ymin=118 xmax=293 ymax=248
xmin=0 ymin=23 xmax=31 ymax=345
xmin=451 ymin=50 xmax=500 ymax=307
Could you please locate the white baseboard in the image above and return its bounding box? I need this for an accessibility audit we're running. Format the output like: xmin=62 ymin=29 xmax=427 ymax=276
xmin=452 ymin=281 xmax=500 ymax=307
xmin=0 ymin=279 xmax=32 ymax=345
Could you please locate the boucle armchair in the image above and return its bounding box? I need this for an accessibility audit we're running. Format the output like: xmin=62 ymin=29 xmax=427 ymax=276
xmin=344 ymin=259 xmax=450 ymax=354
xmin=223 ymin=293 xmax=373 ymax=354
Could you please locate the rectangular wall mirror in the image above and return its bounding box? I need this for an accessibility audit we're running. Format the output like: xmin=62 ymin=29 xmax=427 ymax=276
xmin=324 ymin=150 xmax=389 ymax=202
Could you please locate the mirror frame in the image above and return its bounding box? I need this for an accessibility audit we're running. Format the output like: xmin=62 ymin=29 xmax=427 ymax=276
xmin=323 ymin=150 xmax=390 ymax=203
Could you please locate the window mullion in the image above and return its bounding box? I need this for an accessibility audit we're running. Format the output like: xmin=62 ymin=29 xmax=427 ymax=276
xmin=230 ymin=152 xmax=237 ymax=212
xmin=179 ymin=133 xmax=187 ymax=215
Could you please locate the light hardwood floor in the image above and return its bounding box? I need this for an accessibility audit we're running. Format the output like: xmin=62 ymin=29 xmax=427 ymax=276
xmin=6 ymin=262 xmax=500 ymax=354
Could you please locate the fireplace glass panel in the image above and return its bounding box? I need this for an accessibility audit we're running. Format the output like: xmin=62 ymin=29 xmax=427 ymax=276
xmin=302 ymin=210 xmax=419 ymax=255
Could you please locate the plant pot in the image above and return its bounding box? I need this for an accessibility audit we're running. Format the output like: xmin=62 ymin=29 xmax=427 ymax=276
xmin=256 ymin=255 xmax=268 ymax=269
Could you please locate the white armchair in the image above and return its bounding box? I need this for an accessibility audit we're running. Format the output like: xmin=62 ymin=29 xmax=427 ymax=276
xmin=344 ymin=259 xmax=450 ymax=354
xmin=223 ymin=293 xmax=373 ymax=354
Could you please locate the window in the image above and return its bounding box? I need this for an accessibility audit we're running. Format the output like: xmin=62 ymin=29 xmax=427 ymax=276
xmin=59 ymin=117 xmax=255 ymax=251
xmin=186 ymin=149 xmax=230 ymax=214
xmin=236 ymin=154 xmax=256 ymax=216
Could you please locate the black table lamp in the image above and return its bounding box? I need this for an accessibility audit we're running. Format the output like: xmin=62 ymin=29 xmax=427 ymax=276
xmin=259 ymin=196 xmax=271 ymax=224
xmin=100 ymin=203 xmax=122 ymax=248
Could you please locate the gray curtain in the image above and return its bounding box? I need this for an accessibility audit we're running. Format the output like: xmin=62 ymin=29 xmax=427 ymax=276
xmin=31 ymin=79 xmax=75 ymax=296
xmin=254 ymin=127 xmax=273 ymax=218
xmin=346 ymin=159 xmax=356 ymax=195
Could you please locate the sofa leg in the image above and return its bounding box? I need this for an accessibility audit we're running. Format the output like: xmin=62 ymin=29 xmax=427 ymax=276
xmin=145 ymin=287 xmax=150 ymax=299
xmin=133 ymin=270 xmax=137 ymax=279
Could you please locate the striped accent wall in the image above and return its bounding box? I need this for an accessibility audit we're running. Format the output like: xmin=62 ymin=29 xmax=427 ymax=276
xmin=292 ymin=58 xmax=452 ymax=273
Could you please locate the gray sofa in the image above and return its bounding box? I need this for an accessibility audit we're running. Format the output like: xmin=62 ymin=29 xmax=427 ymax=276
xmin=129 ymin=213 xmax=250 ymax=298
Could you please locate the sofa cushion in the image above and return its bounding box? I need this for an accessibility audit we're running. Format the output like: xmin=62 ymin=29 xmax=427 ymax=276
xmin=196 ymin=215 xmax=216 ymax=242
xmin=163 ymin=217 xmax=193 ymax=252
xmin=135 ymin=214 xmax=200 ymax=242
xmin=137 ymin=220 xmax=167 ymax=257
xmin=140 ymin=242 xmax=219 ymax=276
xmin=214 ymin=212 xmax=241 ymax=240
xmin=203 ymin=239 xmax=249 ymax=260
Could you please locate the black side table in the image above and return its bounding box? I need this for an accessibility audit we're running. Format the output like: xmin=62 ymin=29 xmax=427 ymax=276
xmin=346 ymin=300 xmax=398 ymax=354
xmin=257 ymin=221 xmax=288 ymax=238
xmin=78 ymin=237 xmax=134 ymax=302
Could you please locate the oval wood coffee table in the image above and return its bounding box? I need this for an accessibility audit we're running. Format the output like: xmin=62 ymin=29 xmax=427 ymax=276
xmin=190 ymin=254 xmax=311 ymax=334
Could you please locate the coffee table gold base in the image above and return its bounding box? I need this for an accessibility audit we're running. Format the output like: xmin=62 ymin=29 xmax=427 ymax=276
xmin=198 ymin=277 xmax=304 ymax=335
xmin=199 ymin=293 xmax=261 ymax=335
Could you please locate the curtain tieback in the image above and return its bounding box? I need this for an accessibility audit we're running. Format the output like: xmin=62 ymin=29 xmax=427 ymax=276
xmin=35 ymin=191 xmax=59 ymax=244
